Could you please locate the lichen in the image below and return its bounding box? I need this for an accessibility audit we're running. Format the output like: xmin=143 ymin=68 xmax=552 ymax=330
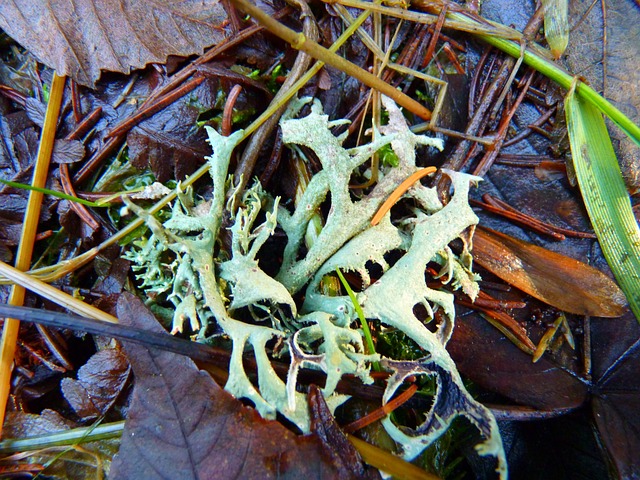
xmin=124 ymin=96 xmax=507 ymax=478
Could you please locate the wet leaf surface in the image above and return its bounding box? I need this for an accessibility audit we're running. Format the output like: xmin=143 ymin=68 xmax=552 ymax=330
xmin=473 ymin=227 xmax=627 ymax=317
xmin=449 ymin=310 xmax=589 ymax=410
xmin=111 ymin=293 xmax=352 ymax=479
xmin=501 ymin=409 xmax=610 ymax=480
xmin=61 ymin=347 xmax=130 ymax=421
xmin=308 ymin=384 xmax=381 ymax=480
xmin=0 ymin=0 xmax=229 ymax=87
xmin=590 ymin=312 xmax=640 ymax=479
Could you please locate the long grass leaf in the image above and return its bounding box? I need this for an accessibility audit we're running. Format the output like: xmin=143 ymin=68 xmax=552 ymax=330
xmin=0 ymin=179 xmax=102 ymax=207
xmin=336 ymin=269 xmax=379 ymax=372
xmin=565 ymin=86 xmax=640 ymax=322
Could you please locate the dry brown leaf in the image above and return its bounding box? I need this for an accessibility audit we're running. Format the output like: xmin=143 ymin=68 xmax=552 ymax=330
xmin=473 ymin=227 xmax=628 ymax=317
xmin=0 ymin=1 xmax=229 ymax=87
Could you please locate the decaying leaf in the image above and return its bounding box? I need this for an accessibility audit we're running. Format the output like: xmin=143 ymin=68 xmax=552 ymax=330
xmin=111 ymin=293 xmax=356 ymax=479
xmin=0 ymin=0 xmax=229 ymax=87
xmin=449 ymin=310 xmax=588 ymax=410
xmin=473 ymin=226 xmax=628 ymax=317
xmin=61 ymin=347 xmax=130 ymax=421
xmin=590 ymin=311 xmax=640 ymax=478
xmin=127 ymin=77 xmax=227 ymax=182
xmin=307 ymin=384 xmax=381 ymax=480
xmin=2 ymin=409 xmax=74 ymax=439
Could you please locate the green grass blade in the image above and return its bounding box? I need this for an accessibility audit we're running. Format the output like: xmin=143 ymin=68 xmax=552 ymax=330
xmin=565 ymin=87 xmax=640 ymax=322
xmin=0 ymin=179 xmax=101 ymax=207
xmin=336 ymin=269 xmax=380 ymax=371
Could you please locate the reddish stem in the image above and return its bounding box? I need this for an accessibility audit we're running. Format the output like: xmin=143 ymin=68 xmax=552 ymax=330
xmin=70 ymin=79 xmax=83 ymax=123
xmin=342 ymin=383 xmax=419 ymax=434
xmin=222 ymin=85 xmax=243 ymax=137
xmin=106 ymin=76 xmax=205 ymax=139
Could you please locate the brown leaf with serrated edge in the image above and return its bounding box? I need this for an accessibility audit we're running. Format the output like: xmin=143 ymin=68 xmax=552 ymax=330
xmin=111 ymin=292 xmax=352 ymax=480
xmin=0 ymin=1 xmax=228 ymax=87
xmin=473 ymin=227 xmax=628 ymax=317
xmin=61 ymin=348 xmax=130 ymax=420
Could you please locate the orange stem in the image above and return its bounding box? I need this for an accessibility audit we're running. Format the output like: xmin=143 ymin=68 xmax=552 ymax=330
xmin=343 ymin=383 xmax=419 ymax=433
xmin=371 ymin=167 xmax=436 ymax=226
xmin=0 ymin=74 xmax=66 ymax=434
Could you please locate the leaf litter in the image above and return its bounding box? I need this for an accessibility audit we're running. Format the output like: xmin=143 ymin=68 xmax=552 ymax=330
xmin=111 ymin=292 xmax=376 ymax=479
xmin=0 ymin=0 xmax=230 ymax=87
xmin=122 ymin=95 xmax=506 ymax=475
xmin=0 ymin=0 xmax=638 ymax=479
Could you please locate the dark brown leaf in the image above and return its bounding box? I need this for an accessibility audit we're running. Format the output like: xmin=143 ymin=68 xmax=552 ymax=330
xmin=0 ymin=103 xmax=58 ymax=245
xmin=92 ymin=257 xmax=131 ymax=296
xmin=127 ymin=78 xmax=219 ymax=182
xmin=590 ymin=312 xmax=640 ymax=478
xmin=308 ymin=385 xmax=380 ymax=480
xmin=448 ymin=311 xmax=588 ymax=410
xmin=0 ymin=108 xmax=39 ymax=179
xmin=2 ymin=409 xmax=74 ymax=439
xmin=111 ymin=292 xmax=353 ymax=480
xmin=61 ymin=347 xmax=130 ymax=420
xmin=0 ymin=1 xmax=229 ymax=87
xmin=51 ymin=139 xmax=85 ymax=164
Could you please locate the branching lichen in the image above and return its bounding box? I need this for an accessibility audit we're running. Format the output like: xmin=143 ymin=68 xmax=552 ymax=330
xmin=124 ymin=96 xmax=507 ymax=478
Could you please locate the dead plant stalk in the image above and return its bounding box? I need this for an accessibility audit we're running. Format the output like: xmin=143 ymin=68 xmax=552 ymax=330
xmin=0 ymin=74 xmax=66 ymax=433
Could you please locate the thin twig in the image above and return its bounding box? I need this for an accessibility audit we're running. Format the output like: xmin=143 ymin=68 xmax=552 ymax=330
xmin=105 ymin=76 xmax=205 ymax=139
xmin=342 ymin=383 xmax=419 ymax=433
xmin=60 ymin=107 xmax=104 ymax=231
xmin=70 ymin=79 xmax=83 ymax=123
xmin=230 ymin=0 xmax=432 ymax=120
xmin=231 ymin=0 xmax=318 ymax=209
xmin=221 ymin=85 xmax=243 ymax=137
